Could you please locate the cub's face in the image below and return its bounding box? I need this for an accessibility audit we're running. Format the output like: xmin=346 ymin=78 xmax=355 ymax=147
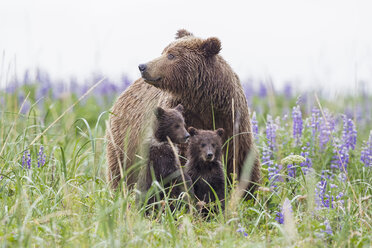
xmin=155 ymin=104 xmax=189 ymax=144
xmin=188 ymin=127 xmax=224 ymax=162
xmin=138 ymin=29 xmax=221 ymax=94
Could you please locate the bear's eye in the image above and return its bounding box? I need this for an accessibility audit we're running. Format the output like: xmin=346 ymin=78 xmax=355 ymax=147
xmin=212 ymin=144 xmax=216 ymax=148
xmin=174 ymin=124 xmax=180 ymax=129
xmin=201 ymin=143 xmax=206 ymax=148
xmin=167 ymin=54 xmax=175 ymax=60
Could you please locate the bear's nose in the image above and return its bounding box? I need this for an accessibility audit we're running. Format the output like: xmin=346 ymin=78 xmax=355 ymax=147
xmin=138 ymin=64 xmax=147 ymax=72
xmin=206 ymin=153 xmax=213 ymax=160
xmin=184 ymin=133 xmax=190 ymax=140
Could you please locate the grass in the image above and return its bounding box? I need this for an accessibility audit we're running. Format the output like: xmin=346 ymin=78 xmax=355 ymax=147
xmin=0 ymin=75 xmax=371 ymax=247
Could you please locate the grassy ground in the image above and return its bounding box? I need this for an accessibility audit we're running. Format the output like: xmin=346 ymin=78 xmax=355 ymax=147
xmin=0 ymin=74 xmax=371 ymax=247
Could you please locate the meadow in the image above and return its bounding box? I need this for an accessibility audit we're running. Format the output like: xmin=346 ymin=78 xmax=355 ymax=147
xmin=0 ymin=69 xmax=371 ymax=247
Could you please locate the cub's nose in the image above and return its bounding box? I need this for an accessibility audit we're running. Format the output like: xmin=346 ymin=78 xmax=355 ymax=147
xmin=206 ymin=153 xmax=213 ymax=160
xmin=138 ymin=64 xmax=147 ymax=72
xmin=184 ymin=133 xmax=190 ymax=140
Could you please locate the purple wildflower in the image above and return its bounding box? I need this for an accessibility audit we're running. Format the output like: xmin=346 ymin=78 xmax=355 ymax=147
xmin=322 ymin=219 xmax=333 ymax=235
xmin=236 ymin=224 xmax=248 ymax=237
xmin=331 ymin=145 xmax=349 ymax=172
xmin=263 ymin=115 xmax=280 ymax=186
xmin=287 ymin=162 xmax=296 ymax=179
xmin=22 ymin=150 xmax=31 ymax=169
xmin=251 ymin=112 xmax=259 ymax=143
xmin=300 ymin=144 xmax=312 ymax=174
xmin=315 ymin=171 xmax=333 ymax=209
xmin=292 ymin=105 xmax=303 ymax=144
xmin=361 ymin=131 xmax=372 ymax=167
xmin=266 ymin=115 xmax=277 ymax=153
xmin=37 ymin=146 xmax=46 ymax=167
xmin=276 ymin=210 xmax=284 ymax=224
xmin=319 ymin=110 xmax=335 ymax=150
xmin=341 ymin=115 xmax=357 ymax=150
xmin=315 ymin=171 xmax=344 ymax=209
xmin=331 ymin=116 xmax=357 ymax=172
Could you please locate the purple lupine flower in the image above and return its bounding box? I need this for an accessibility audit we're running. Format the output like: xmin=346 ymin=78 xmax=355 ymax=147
xmin=266 ymin=115 xmax=277 ymax=153
xmin=287 ymin=163 xmax=296 ymax=178
xmin=331 ymin=116 xmax=357 ymax=172
xmin=276 ymin=210 xmax=284 ymax=224
xmin=37 ymin=146 xmax=46 ymax=167
xmin=315 ymin=171 xmax=344 ymax=209
xmin=22 ymin=150 xmax=31 ymax=169
xmin=331 ymin=144 xmax=349 ymax=172
xmin=236 ymin=224 xmax=248 ymax=237
xmin=315 ymin=171 xmax=333 ymax=209
xmin=268 ymin=160 xmax=280 ymax=186
xmin=264 ymin=115 xmax=280 ymax=186
xmin=262 ymin=148 xmax=280 ymax=186
xmin=251 ymin=112 xmax=259 ymax=143
xmin=319 ymin=110 xmax=335 ymax=150
xmin=341 ymin=115 xmax=357 ymax=150
xmin=292 ymin=105 xmax=303 ymax=144
xmin=315 ymin=179 xmax=331 ymax=208
xmin=322 ymin=219 xmax=333 ymax=235
xmin=361 ymin=131 xmax=372 ymax=167
xmin=300 ymin=143 xmax=312 ymax=174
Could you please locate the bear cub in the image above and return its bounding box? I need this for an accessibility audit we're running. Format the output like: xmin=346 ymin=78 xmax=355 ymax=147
xmin=137 ymin=104 xmax=193 ymax=210
xmin=185 ymin=127 xmax=225 ymax=214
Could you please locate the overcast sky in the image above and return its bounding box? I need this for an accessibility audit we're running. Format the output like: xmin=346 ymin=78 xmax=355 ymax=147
xmin=1 ymin=0 xmax=372 ymax=93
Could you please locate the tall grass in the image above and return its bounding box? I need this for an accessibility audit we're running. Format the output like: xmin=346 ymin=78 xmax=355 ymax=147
xmin=0 ymin=72 xmax=371 ymax=247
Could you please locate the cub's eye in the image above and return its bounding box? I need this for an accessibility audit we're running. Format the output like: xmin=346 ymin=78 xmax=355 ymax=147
xmin=167 ymin=54 xmax=175 ymax=60
xmin=201 ymin=143 xmax=206 ymax=148
xmin=174 ymin=124 xmax=180 ymax=129
xmin=212 ymin=144 xmax=216 ymax=148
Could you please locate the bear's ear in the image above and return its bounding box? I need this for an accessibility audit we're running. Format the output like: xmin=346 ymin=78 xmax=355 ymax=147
xmin=216 ymin=128 xmax=224 ymax=137
xmin=174 ymin=104 xmax=184 ymax=113
xmin=188 ymin=127 xmax=198 ymax=136
xmin=155 ymin=107 xmax=165 ymax=119
xmin=175 ymin=29 xmax=193 ymax=39
xmin=201 ymin=37 xmax=221 ymax=57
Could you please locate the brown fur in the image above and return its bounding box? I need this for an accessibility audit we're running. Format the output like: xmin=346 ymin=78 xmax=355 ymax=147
xmin=106 ymin=29 xmax=261 ymax=196
xmin=185 ymin=127 xmax=225 ymax=213
xmin=136 ymin=105 xmax=192 ymax=208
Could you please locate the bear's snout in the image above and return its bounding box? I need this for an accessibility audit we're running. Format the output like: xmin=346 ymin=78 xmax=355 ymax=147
xmin=138 ymin=64 xmax=147 ymax=72
xmin=206 ymin=152 xmax=214 ymax=161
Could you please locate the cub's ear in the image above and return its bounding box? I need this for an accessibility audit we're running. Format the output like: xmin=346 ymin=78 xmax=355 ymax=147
xmin=216 ymin=128 xmax=224 ymax=137
xmin=188 ymin=127 xmax=198 ymax=136
xmin=175 ymin=29 xmax=193 ymax=39
xmin=155 ymin=107 xmax=165 ymax=119
xmin=201 ymin=37 xmax=221 ymax=57
xmin=174 ymin=104 xmax=184 ymax=113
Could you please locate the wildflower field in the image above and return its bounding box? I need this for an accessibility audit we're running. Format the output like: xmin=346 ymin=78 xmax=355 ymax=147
xmin=0 ymin=70 xmax=371 ymax=247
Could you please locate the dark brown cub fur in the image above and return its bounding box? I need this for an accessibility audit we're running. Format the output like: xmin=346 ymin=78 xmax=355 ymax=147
xmin=136 ymin=104 xmax=193 ymax=210
xmin=186 ymin=127 xmax=225 ymax=214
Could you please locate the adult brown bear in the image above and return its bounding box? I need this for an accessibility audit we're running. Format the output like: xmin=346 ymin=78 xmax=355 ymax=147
xmin=106 ymin=29 xmax=260 ymax=197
